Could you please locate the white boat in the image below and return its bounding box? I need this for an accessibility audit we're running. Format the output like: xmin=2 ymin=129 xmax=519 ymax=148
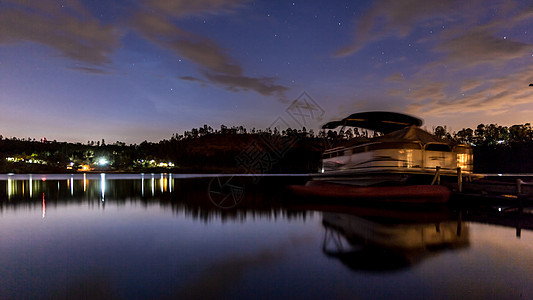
xmin=317 ymin=112 xmax=474 ymax=185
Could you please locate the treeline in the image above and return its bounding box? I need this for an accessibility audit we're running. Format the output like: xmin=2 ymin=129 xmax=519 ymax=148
xmin=0 ymin=123 xmax=532 ymax=174
xmin=433 ymin=123 xmax=533 ymax=145
xmin=0 ymin=125 xmax=326 ymax=173
xmin=432 ymin=123 xmax=533 ymax=173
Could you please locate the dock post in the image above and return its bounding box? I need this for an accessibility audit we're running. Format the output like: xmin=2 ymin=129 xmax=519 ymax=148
xmin=516 ymin=179 xmax=524 ymax=239
xmin=457 ymin=167 xmax=463 ymax=193
xmin=457 ymin=210 xmax=463 ymax=236
xmin=517 ymin=197 xmax=523 ymax=238
xmin=516 ymin=217 xmax=522 ymax=238
xmin=431 ymin=166 xmax=441 ymax=185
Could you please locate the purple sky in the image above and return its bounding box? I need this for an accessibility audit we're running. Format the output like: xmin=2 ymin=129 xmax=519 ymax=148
xmin=1 ymin=0 xmax=533 ymax=143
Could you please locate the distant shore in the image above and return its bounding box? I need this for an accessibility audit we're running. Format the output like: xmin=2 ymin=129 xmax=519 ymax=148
xmin=1 ymin=123 xmax=532 ymax=174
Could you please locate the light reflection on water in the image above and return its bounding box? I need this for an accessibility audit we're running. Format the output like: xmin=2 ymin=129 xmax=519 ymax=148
xmin=0 ymin=175 xmax=532 ymax=299
xmin=0 ymin=173 xmax=180 ymax=202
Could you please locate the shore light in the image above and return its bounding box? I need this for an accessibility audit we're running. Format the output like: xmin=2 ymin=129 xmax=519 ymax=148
xmin=98 ymin=158 xmax=108 ymax=166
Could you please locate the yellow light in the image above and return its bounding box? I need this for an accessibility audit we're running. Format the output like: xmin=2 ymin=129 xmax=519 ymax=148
xmin=457 ymin=153 xmax=470 ymax=170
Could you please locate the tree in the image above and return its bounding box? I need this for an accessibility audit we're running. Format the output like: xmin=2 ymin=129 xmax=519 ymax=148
xmin=509 ymin=124 xmax=533 ymax=143
xmin=474 ymin=124 xmax=486 ymax=145
xmin=434 ymin=126 xmax=452 ymax=140
xmin=483 ymin=124 xmax=508 ymax=145
xmin=454 ymin=128 xmax=474 ymax=144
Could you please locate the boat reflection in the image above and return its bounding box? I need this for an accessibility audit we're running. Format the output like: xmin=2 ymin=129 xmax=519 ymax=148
xmin=321 ymin=209 xmax=469 ymax=272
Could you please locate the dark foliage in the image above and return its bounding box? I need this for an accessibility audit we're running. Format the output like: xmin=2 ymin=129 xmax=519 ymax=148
xmin=0 ymin=123 xmax=532 ymax=174
xmin=432 ymin=123 xmax=533 ymax=173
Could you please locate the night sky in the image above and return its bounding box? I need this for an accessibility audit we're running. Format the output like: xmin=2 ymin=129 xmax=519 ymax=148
xmin=1 ymin=0 xmax=533 ymax=143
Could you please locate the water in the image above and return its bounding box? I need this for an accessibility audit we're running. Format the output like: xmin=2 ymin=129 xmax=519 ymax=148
xmin=1 ymin=174 xmax=533 ymax=299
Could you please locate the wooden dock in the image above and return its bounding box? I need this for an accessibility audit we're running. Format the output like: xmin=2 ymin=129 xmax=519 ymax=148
xmin=420 ymin=166 xmax=533 ymax=203
xmin=461 ymin=207 xmax=533 ymax=236
xmin=448 ymin=179 xmax=532 ymax=198
xmin=441 ymin=170 xmax=533 ymax=204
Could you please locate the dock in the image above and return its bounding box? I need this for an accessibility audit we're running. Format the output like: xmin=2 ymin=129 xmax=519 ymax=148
xmin=448 ymin=178 xmax=533 ymax=198
xmin=439 ymin=169 xmax=533 ymax=205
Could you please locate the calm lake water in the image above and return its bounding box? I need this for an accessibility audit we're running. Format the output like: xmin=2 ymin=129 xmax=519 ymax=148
xmin=1 ymin=174 xmax=533 ymax=299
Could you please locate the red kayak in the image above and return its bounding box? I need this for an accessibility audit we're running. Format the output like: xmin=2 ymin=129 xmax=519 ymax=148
xmin=288 ymin=181 xmax=451 ymax=203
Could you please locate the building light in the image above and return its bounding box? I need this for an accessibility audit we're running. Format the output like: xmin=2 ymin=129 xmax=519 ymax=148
xmin=98 ymin=158 xmax=108 ymax=166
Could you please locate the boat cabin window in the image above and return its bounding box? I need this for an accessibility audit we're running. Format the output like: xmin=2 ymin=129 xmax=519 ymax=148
xmin=453 ymin=145 xmax=472 ymax=154
xmin=425 ymin=144 xmax=451 ymax=152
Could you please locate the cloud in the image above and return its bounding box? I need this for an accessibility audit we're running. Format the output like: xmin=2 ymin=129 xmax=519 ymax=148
xmin=131 ymin=13 xmax=241 ymax=76
xmin=407 ymin=82 xmax=447 ymax=102
xmin=0 ymin=0 xmax=120 ymax=64
xmin=179 ymin=76 xmax=207 ymax=83
xmin=460 ymin=80 xmax=484 ymax=93
xmin=145 ymin=0 xmax=247 ymax=18
xmin=405 ymin=64 xmax=533 ymax=116
xmin=0 ymin=0 xmax=287 ymax=101
xmin=171 ymin=39 xmax=243 ymax=76
xmin=203 ymin=72 xmax=289 ymax=98
xmin=336 ymin=0 xmax=465 ymax=57
xmin=68 ymin=66 xmax=113 ymax=75
xmin=336 ymin=0 xmax=533 ymax=59
xmin=436 ymin=29 xmax=532 ymax=66
xmin=401 ymin=11 xmax=533 ymax=116
xmin=132 ymin=8 xmax=288 ymax=101
xmin=179 ymin=72 xmax=288 ymax=99
xmin=342 ymin=0 xmax=533 ymax=118
xmin=386 ymin=72 xmax=405 ymax=82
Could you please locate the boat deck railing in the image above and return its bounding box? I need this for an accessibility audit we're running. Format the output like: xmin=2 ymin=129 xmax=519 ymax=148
xmin=322 ymin=141 xmax=470 ymax=159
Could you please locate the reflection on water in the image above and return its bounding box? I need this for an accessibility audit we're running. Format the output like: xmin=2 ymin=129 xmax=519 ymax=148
xmin=1 ymin=173 xmax=176 ymax=202
xmin=0 ymin=174 xmax=308 ymax=223
xmin=1 ymin=174 xmax=533 ymax=299
xmin=42 ymin=192 xmax=45 ymax=219
xmin=322 ymin=213 xmax=469 ymax=271
xmin=100 ymin=173 xmax=105 ymax=200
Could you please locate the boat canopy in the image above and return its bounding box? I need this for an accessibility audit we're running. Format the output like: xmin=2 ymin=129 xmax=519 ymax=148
xmin=322 ymin=111 xmax=423 ymax=134
xmin=373 ymin=125 xmax=450 ymax=145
